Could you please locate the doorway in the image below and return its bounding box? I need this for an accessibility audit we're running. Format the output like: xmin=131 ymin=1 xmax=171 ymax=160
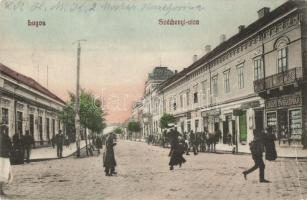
xmin=29 ymin=114 xmax=34 ymax=138
xmin=254 ymin=110 xmax=264 ymax=131
xmin=239 ymin=111 xmax=247 ymax=142
xmin=222 ymin=119 xmax=229 ymax=144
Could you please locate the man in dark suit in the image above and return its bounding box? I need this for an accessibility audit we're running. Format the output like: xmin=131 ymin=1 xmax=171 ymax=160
xmin=22 ymin=130 xmax=34 ymax=163
xmin=243 ymin=129 xmax=269 ymax=183
xmin=55 ymin=130 xmax=64 ymax=158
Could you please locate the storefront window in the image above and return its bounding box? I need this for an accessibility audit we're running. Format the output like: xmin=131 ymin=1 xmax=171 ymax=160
xmin=187 ymin=121 xmax=191 ymax=132
xmin=266 ymin=112 xmax=277 ymax=132
xmin=289 ymin=109 xmax=302 ymax=140
xmin=1 ymin=108 xmax=9 ymax=125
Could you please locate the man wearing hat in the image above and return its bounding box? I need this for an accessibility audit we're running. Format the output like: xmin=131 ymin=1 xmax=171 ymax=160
xmin=103 ymin=131 xmax=117 ymax=176
xmin=242 ymin=129 xmax=269 ymax=183
xmin=55 ymin=130 xmax=64 ymax=158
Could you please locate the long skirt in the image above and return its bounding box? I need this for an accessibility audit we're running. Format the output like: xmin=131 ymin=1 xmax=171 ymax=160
xmin=169 ymin=144 xmax=186 ymax=166
xmin=0 ymin=157 xmax=13 ymax=183
xmin=103 ymin=148 xmax=116 ymax=168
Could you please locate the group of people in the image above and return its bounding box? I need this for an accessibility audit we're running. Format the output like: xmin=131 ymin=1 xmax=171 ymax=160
xmin=148 ymin=128 xmax=223 ymax=155
xmin=152 ymin=125 xmax=277 ymax=183
xmin=11 ymin=130 xmax=34 ymax=164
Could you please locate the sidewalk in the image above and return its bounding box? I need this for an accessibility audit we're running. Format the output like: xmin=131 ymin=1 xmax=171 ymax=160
xmin=30 ymin=140 xmax=87 ymax=161
xmin=215 ymin=143 xmax=307 ymax=158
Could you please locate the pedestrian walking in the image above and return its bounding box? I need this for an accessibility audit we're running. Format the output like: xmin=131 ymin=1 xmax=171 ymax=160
xmin=264 ymin=127 xmax=277 ymax=161
xmin=169 ymin=135 xmax=186 ymax=170
xmin=243 ymin=129 xmax=270 ymax=183
xmin=103 ymin=132 xmax=117 ymax=176
xmin=55 ymin=130 xmax=64 ymax=158
xmin=22 ymin=130 xmax=34 ymax=163
xmin=0 ymin=125 xmax=13 ymax=196
xmin=189 ymin=130 xmax=198 ymax=155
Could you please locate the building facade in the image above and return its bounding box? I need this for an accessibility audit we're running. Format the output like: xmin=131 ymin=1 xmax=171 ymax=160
xmin=130 ymin=67 xmax=174 ymax=139
xmin=0 ymin=63 xmax=65 ymax=146
xmin=132 ymin=1 xmax=307 ymax=149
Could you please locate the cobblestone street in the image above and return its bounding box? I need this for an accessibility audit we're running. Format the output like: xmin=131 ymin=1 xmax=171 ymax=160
xmin=3 ymin=140 xmax=307 ymax=200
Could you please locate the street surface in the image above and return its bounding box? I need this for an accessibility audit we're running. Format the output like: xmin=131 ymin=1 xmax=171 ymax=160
xmin=3 ymin=140 xmax=307 ymax=200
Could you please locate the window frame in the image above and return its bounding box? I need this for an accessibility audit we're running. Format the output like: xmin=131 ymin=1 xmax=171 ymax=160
xmin=236 ymin=63 xmax=244 ymax=89
xmin=277 ymin=46 xmax=288 ymax=73
xmin=223 ymin=69 xmax=230 ymax=93
xmin=212 ymin=75 xmax=218 ymax=97
xmin=254 ymin=57 xmax=264 ymax=80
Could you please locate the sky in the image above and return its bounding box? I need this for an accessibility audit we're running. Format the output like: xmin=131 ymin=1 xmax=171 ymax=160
xmin=0 ymin=0 xmax=287 ymax=123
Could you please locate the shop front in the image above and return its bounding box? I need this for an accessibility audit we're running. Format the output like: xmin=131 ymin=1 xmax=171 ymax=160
xmin=233 ymin=100 xmax=263 ymax=145
xmin=265 ymin=93 xmax=303 ymax=147
xmin=201 ymin=108 xmax=221 ymax=135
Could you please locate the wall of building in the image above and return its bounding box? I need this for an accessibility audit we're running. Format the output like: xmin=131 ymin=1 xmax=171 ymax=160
xmin=0 ymin=75 xmax=64 ymax=146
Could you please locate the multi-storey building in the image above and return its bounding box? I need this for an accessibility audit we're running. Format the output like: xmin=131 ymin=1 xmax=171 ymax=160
xmin=130 ymin=67 xmax=174 ymax=139
xmin=0 ymin=63 xmax=65 ymax=146
xmin=133 ymin=1 xmax=307 ymax=148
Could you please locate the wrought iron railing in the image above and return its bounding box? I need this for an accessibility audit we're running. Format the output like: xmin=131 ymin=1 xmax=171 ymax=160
xmin=254 ymin=67 xmax=302 ymax=93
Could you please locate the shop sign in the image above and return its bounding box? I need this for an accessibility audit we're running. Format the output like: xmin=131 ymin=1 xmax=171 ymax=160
xmin=266 ymin=95 xmax=301 ymax=109
xmin=241 ymin=101 xmax=260 ymax=109
xmin=201 ymin=109 xmax=221 ymax=117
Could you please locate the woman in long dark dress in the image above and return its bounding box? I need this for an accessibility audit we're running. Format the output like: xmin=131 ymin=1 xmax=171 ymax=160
xmin=264 ymin=127 xmax=277 ymax=161
xmin=103 ymin=132 xmax=117 ymax=176
xmin=169 ymin=136 xmax=186 ymax=170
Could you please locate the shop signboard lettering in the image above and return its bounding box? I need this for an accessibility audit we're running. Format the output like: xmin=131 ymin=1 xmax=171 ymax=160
xmin=201 ymin=109 xmax=221 ymax=117
xmin=241 ymin=101 xmax=260 ymax=109
xmin=266 ymin=95 xmax=301 ymax=109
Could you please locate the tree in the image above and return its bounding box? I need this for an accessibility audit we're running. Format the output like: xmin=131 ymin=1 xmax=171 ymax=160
xmin=114 ymin=127 xmax=123 ymax=135
xmin=160 ymin=113 xmax=175 ymax=129
xmin=127 ymin=121 xmax=141 ymax=140
xmin=128 ymin=121 xmax=141 ymax=132
xmin=59 ymin=89 xmax=107 ymax=142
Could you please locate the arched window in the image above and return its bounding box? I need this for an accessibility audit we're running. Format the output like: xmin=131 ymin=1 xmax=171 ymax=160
xmin=274 ymin=36 xmax=290 ymax=73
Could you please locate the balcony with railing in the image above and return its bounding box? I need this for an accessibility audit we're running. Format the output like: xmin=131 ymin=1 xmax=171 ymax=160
xmin=254 ymin=67 xmax=303 ymax=93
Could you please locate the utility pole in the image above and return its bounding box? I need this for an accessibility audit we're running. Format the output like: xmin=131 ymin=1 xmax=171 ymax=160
xmin=73 ymin=39 xmax=86 ymax=157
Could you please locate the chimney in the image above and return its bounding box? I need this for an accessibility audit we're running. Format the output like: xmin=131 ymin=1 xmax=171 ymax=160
xmin=205 ymin=45 xmax=211 ymax=54
xmin=193 ymin=55 xmax=198 ymax=63
xmin=220 ymin=34 xmax=226 ymax=43
xmin=257 ymin=7 xmax=270 ymax=19
xmin=174 ymin=70 xmax=178 ymax=74
xmin=238 ymin=25 xmax=245 ymax=33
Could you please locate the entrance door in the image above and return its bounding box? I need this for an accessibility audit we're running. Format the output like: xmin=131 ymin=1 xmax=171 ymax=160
xmin=232 ymin=120 xmax=236 ymax=145
xmin=254 ymin=110 xmax=264 ymax=131
xmin=239 ymin=111 xmax=247 ymax=142
xmin=223 ymin=120 xmax=229 ymax=144
xmin=39 ymin=116 xmax=43 ymax=145
xmin=29 ymin=114 xmax=34 ymax=137
xmin=277 ymin=109 xmax=288 ymax=140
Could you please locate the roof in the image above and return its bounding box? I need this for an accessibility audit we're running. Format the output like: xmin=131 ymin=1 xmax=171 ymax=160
xmin=0 ymin=63 xmax=65 ymax=104
xmin=148 ymin=66 xmax=174 ymax=81
xmin=160 ymin=0 xmax=305 ymax=89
